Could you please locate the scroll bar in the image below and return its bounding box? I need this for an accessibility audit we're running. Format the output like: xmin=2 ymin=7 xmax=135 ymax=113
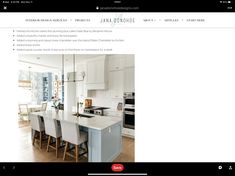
xmin=88 ymin=174 xmax=147 ymax=175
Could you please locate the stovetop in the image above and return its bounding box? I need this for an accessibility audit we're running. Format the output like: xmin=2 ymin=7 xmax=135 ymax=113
xmin=84 ymin=106 xmax=110 ymax=116
xmin=84 ymin=106 xmax=109 ymax=110
xmin=84 ymin=106 xmax=96 ymax=110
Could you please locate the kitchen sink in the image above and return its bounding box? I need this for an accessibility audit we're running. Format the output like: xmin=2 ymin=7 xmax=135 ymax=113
xmin=73 ymin=113 xmax=94 ymax=118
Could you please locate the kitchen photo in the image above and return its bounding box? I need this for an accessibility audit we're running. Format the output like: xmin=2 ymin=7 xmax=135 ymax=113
xmin=17 ymin=54 xmax=135 ymax=162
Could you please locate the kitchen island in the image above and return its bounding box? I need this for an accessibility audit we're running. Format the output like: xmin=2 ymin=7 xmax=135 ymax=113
xmin=31 ymin=110 xmax=122 ymax=162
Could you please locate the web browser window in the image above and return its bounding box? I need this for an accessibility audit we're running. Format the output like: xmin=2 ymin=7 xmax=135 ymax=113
xmin=0 ymin=0 xmax=234 ymax=175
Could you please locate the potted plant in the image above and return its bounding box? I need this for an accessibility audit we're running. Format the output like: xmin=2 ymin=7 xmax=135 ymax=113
xmin=52 ymin=97 xmax=60 ymax=114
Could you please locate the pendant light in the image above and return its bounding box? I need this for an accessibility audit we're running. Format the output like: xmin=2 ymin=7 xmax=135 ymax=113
xmin=62 ymin=54 xmax=85 ymax=83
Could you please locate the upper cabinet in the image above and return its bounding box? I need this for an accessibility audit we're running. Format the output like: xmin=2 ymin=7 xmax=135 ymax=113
xmin=108 ymin=54 xmax=135 ymax=94
xmin=123 ymin=55 xmax=135 ymax=92
xmin=86 ymin=55 xmax=108 ymax=90
xmin=108 ymin=54 xmax=135 ymax=70
xmin=109 ymin=70 xmax=123 ymax=98
xmin=108 ymin=55 xmax=124 ymax=71
xmin=124 ymin=67 xmax=135 ymax=92
xmin=124 ymin=55 xmax=135 ymax=68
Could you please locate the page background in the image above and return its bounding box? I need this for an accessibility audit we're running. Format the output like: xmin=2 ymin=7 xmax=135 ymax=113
xmin=136 ymin=28 xmax=235 ymax=161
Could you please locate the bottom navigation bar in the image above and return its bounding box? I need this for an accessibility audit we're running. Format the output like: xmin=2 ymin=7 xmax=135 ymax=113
xmin=0 ymin=162 xmax=234 ymax=176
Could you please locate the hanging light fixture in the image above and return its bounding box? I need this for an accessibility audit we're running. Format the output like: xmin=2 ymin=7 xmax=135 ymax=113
xmin=62 ymin=54 xmax=85 ymax=83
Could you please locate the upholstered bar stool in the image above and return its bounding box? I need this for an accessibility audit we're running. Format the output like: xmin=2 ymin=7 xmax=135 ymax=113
xmin=29 ymin=114 xmax=45 ymax=149
xmin=43 ymin=115 xmax=62 ymax=158
xmin=60 ymin=120 xmax=88 ymax=162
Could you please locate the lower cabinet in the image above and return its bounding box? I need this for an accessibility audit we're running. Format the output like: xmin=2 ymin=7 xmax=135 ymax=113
xmin=122 ymin=128 xmax=135 ymax=138
xmin=88 ymin=122 xmax=122 ymax=162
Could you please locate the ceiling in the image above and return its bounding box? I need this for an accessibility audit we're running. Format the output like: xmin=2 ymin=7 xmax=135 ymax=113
xmin=18 ymin=54 xmax=103 ymax=72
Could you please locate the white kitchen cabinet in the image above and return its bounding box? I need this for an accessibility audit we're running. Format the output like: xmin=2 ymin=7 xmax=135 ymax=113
xmin=124 ymin=55 xmax=135 ymax=68
xmin=86 ymin=55 xmax=107 ymax=90
xmin=108 ymin=55 xmax=124 ymax=71
xmin=124 ymin=67 xmax=135 ymax=92
xmin=109 ymin=70 xmax=123 ymax=98
xmin=122 ymin=128 xmax=135 ymax=138
xmin=87 ymin=61 xmax=96 ymax=83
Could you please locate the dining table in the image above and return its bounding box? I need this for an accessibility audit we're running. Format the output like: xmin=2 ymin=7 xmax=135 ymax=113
xmin=27 ymin=104 xmax=42 ymax=112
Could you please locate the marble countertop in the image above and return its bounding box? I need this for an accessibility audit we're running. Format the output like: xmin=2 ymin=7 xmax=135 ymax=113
xmin=31 ymin=110 xmax=122 ymax=130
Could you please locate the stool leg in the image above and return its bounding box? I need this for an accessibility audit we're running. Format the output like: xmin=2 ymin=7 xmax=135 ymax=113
xmin=75 ymin=145 xmax=79 ymax=162
xmin=39 ymin=132 xmax=42 ymax=149
xmin=56 ymin=138 xmax=59 ymax=158
xmin=32 ymin=130 xmax=36 ymax=146
xmin=46 ymin=136 xmax=51 ymax=152
xmin=85 ymin=141 xmax=88 ymax=153
xmin=63 ymin=142 xmax=68 ymax=161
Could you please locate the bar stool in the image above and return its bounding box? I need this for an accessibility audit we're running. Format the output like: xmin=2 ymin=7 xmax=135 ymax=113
xmin=60 ymin=120 xmax=88 ymax=162
xmin=29 ymin=114 xmax=45 ymax=149
xmin=43 ymin=115 xmax=62 ymax=158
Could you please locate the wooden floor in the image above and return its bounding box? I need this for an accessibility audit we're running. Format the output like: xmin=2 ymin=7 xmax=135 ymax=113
xmin=15 ymin=122 xmax=134 ymax=162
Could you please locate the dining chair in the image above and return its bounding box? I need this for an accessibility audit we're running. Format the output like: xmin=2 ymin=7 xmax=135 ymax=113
xmin=60 ymin=120 xmax=88 ymax=162
xmin=29 ymin=114 xmax=45 ymax=149
xmin=41 ymin=102 xmax=48 ymax=111
xmin=43 ymin=115 xmax=62 ymax=158
xmin=18 ymin=104 xmax=29 ymax=121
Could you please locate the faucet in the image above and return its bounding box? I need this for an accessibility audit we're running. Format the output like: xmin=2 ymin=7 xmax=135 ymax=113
xmin=76 ymin=101 xmax=79 ymax=117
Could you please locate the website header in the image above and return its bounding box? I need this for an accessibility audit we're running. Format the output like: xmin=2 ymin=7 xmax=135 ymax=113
xmin=0 ymin=0 xmax=234 ymax=12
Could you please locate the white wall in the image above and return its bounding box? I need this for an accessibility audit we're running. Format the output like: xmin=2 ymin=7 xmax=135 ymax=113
xmin=88 ymin=90 xmax=123 ymax=110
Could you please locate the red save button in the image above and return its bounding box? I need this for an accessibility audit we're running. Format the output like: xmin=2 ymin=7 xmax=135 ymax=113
xmin=111 ymin=164 xmax=124 ymax=172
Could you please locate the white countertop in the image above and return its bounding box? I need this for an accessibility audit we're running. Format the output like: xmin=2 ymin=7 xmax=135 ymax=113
xmin=31 ymin=110 xmax=122 ymax=130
